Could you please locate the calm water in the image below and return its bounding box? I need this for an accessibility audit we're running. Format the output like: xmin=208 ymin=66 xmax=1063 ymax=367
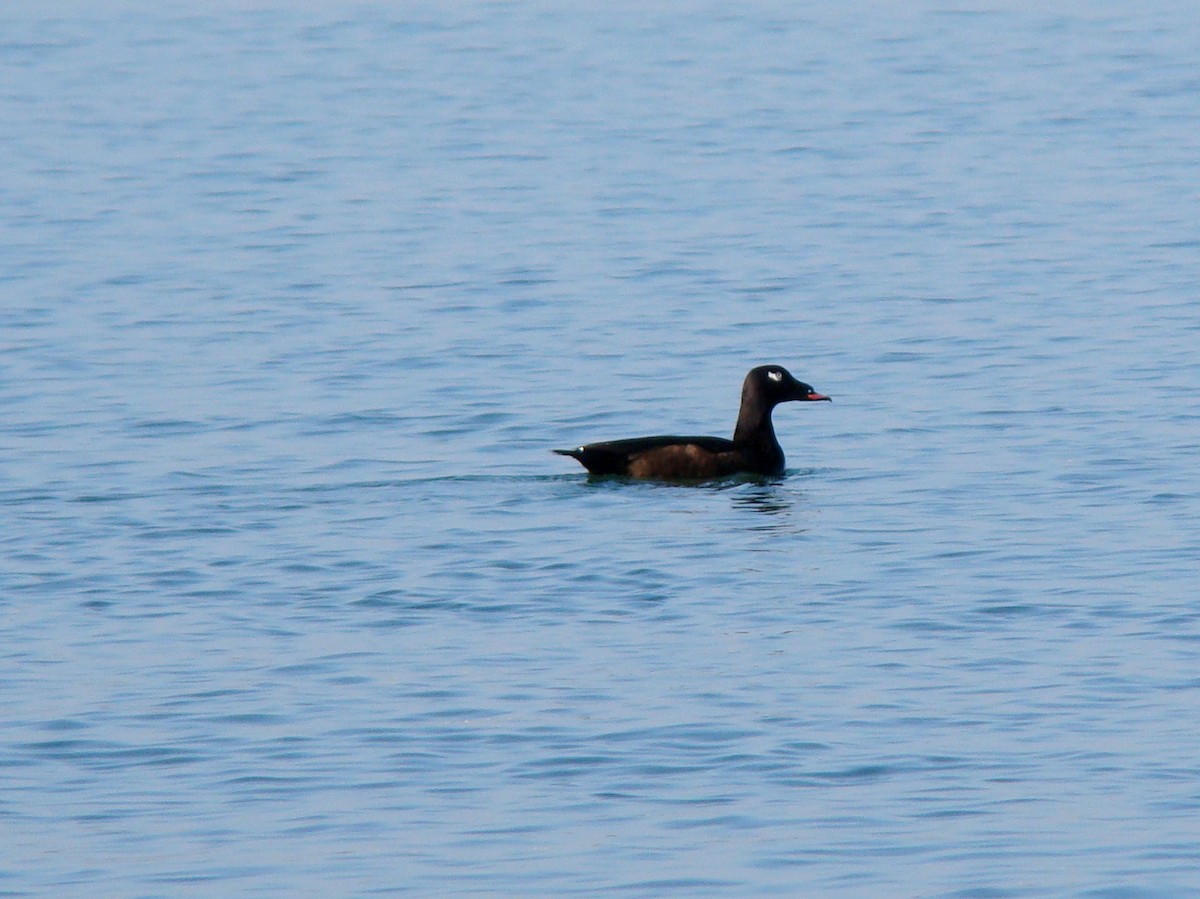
xmin=3 ymin=2 xmax=1200 ymax=895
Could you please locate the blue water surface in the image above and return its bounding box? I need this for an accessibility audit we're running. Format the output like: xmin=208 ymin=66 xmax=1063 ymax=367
xmin=3 ymin=2 xmax=1199 ymax=895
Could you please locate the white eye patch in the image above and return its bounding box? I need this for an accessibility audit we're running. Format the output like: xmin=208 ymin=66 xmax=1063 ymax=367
xmin=768 ymin=370 xmax=784 ymax=382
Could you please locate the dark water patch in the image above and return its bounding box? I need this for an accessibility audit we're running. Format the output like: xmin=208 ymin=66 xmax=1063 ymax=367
xmin=973 ymin=603 xmax=1058 ymax=618
xmin=19 ymin=739 xmax=202 ymax=769
xmin=70 ymin=491 xmax=152 ymax=504
xmin=39 ymin=718 xmax=90 ymax=732
xmin=612 ymin=877 xmax=741 ymax=892
xmin=126 ymin=419 xmax=208 ymax=437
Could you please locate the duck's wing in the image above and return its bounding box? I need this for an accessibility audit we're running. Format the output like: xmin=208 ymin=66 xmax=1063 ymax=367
xmin=554 ymin=435 xmax=735 ymax=476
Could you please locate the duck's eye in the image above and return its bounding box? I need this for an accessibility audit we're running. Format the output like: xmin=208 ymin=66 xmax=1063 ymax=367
xmin=768 ymin=370 xmax=784 ymax=382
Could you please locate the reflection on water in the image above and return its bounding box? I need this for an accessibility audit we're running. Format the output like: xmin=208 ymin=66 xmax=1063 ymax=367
xmin=731 ymin=481 xmax=809 ymax=533
xmin=731 ymin=483 xmax=790 ymax=516
xmin=563 ymin=471 xmax=806 ymax=529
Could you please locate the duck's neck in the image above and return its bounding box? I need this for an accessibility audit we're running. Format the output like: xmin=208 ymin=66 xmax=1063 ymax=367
xmin=733 ymin=402 xmax=784 ymax=471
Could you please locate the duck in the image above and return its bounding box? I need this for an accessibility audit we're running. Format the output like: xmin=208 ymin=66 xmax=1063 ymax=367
xmin=554 ymin=365 xmax=830 ymax=479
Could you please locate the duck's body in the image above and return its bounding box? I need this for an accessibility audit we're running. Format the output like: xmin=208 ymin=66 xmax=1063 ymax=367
xmin=554 ymin=365 xmax=830 ymax=480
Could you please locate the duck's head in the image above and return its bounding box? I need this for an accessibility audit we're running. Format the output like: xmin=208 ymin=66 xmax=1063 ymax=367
xmin=745 ymin=365 xmax=831 ymax=406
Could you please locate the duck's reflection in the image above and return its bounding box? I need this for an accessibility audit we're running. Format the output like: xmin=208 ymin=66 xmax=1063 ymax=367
xmin=732 ymin=485 xmax=791 ymax=517
xmin=725 ymin=477 xmax=809 ymax=533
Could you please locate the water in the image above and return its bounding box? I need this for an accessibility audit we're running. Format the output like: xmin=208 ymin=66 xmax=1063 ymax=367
xmin=3 ymin=2 xmax=1199 ymax=895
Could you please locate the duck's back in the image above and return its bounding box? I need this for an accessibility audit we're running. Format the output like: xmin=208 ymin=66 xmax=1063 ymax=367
xmin=554 ymin=435 xmax=738 ymax=478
